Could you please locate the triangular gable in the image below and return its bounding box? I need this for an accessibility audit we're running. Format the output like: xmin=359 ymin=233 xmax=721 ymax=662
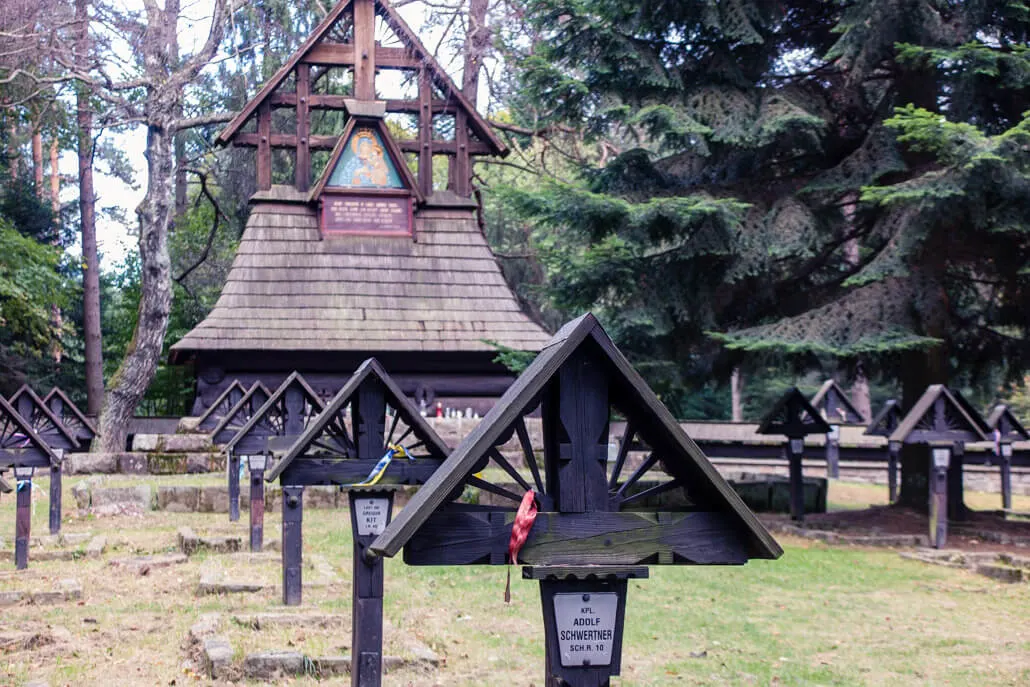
xmin=987 ymin=404 xmax=1030 ymax=442
xmin=42 ymin=387 xmax=96 ymax=443
xmin=756 ymin=388 xmax=831 ymax=438
xmin=889 ymin=385 xmax=989 ymax=444
xmin=864 ymin=399 xmax=902 ymax=437
xmin=224 ymin=373 xmax=326 ymax=455
xmin=196 ymin=380 xmax=248 ymax=431
xmin=810 ymin=380 xmax=865 ymax=424
xmin=211 ymin=382 xmax=273 ymax=446
xmin=308 ymin=116 xmax=423 ymax=202
xmin=268 ymin=357 xmax=450 ymax=481
xmin=0 ymin=396 xmax=57 ymax=468
xmin=8 ymin=386 xmax=79 ymax=451
xmin=951 ymin=388 xmax=991 ymax=435
xmin=215 ymin=0 xmax=506 ymax=156
xmin=371 ymin=313 xmax=781 ymax=561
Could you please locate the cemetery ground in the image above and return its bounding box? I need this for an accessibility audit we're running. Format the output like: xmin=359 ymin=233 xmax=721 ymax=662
xmin=1 ymin=476 xmax=1029 ymax=686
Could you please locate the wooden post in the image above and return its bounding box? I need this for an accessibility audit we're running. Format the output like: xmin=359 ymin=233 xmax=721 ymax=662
xmin=250 ymin=460 xmax=266 ymax=552
xmin=349 ymin=489 xmax=393 ymax=687
xmin=787 ymin=438 xmax=805 ymax=523
xmin=257 ymin=101 xmax=272 ymax=190
xmin=352 ymin=0 xmax=376 ymax=100
xmin=295 ymin=64 xmax=311 ymax=192
xmin=999 ymin=442 xmax=1013 ymax=511
xmin=15 ymin=478 xmax=31 ymax=570
xmin=49 ymin=450 xmax=63 ymax=535
xmin=282 ymin=485 xmax=304 ymax=606
xmin=887 ymin=440 xmax=901 ymax=504
xmin=930 ymin=447 xmax=949 ymax=549
xmin=228 ymin=452 xmax=241 ymax=522
xmin=947 ymin=441 xmax=966 ymax=521
xmin=418 ymin=68 xmax=433 ymax=197
xmin=825 ymin=426 xmax=840 ymax=479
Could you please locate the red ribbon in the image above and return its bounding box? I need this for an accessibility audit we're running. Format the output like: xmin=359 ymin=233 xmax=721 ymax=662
xmin=505 ymin=489 xmax=538 ymax=603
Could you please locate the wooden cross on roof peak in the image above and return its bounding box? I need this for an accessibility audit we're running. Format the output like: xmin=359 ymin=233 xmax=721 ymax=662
xmin=211 ymin=381 xmax=274 ymax=445
xmin=224 ymin=372 xmax=326 ymax=455
xmin=0 ymin=396 xmax=58 ymax=469
xmin=889 ymin=385 xmax=988 ymax=445
xmin=8 ymin=386 xmax=79 ymax=452
xmin=864 ymin=399 xmax=902 ymax=438
xmin=987 ymin=404 xmax=1029 ymax=442
xmin=217 ymin=0 xmax=507 ymax=200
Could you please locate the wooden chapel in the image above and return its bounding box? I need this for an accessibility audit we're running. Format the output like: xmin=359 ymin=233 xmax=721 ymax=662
xmin=171 ymin=0 xmax=550 ymax=415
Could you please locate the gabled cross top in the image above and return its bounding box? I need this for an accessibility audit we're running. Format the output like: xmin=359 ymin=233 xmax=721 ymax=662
xmin=553 ymin=348 xmax=611 ymax=513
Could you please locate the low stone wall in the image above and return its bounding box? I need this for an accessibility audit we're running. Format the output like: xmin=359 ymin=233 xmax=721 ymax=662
xmin=65 ymin=452 xmax=225 ymax=476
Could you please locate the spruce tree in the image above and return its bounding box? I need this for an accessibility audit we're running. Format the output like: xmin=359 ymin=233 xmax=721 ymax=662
xmin=508 ymin=0 xmax=1030 ymax=509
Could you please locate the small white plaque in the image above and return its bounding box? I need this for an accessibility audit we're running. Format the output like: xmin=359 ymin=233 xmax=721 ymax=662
xmin=553 ymin=592 xmax=618 ymax=667
xmin=354 ymin=497 xmax=390 ymax=536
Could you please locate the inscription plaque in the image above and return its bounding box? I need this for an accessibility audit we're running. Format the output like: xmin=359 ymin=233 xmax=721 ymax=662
xmin=553 ymin=592 xmax=618 ymax=667
xmin=354 ymin=497 xmax=391 ymax=536
xmin=321 ymin=193 xmax=412 ymax=236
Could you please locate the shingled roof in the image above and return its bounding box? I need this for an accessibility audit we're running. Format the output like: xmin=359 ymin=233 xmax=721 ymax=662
xmin=170 ymin=200 xmax=550 ymax=359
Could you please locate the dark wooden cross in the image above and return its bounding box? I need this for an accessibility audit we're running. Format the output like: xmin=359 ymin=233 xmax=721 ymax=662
xmin=211 ymin=381 xmax=272 ymax=522
xmin=370 ymin=314 xmax=781 ymax=687
xmin=889 ymin=385 xmax=987 ymax=548
xmin=267 ymin=358 xmax=450 ymax=687
xmin=195 ymin=379 xmax=247 ymax=432
xmin=8 ymin=386 xmax=80 ymax=534
xmin=986 ymin=404 xmax=1029 ymax=511
xmin=865 ymin=399 xmax=904 ymax=502
xmin=42 ymin=387 xmax=96 ymax=446
xmin=809 ymin=380 xmax=866 ymax=478
xmin=757 ymin=388 xmax=830 ymax=523
xmin=0 ymin=396 xmax=58 ymax=569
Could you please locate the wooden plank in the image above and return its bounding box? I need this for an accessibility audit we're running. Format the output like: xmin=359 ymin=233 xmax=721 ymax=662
xmin=282 ymin=486 xmax=304 ymax=606
xmin=281 ymin=458 xmax=442 ymax=486
xmin=353 ymin=0 xmax=375 ymax=99
xmin=295 ymin=64 xmax=311 ymax=192
xmin=15 ymin=480 xmax=31 ymax=569
xmin=257 ymin=101 xmax=272 ymax=190
xmin=417 ymin=68 xmax=433 ymax=197
xmin=228 ymin=453 xmax=241 ymax=522
xmin=49 ymin=459 xmax=62 ymax=535
xmin=402 ymin=510 xmax=750 ymax=566
xmin=250 ymin=467 xmax=265 ymax=552
xmin=400 ymin=140 xmax=494 ymax=155
xmin=235 ymin=133 xmax=337 ymax=150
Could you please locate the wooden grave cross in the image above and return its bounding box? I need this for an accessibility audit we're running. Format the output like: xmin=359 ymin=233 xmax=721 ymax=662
xmin=0 ymin=396 xmax=59 ymax=569
xmin=756 ymin=387 xmax=830 ymax=523
xmin=370 ymin=314 xmax=781 ymax=687
xmin=986 ymin=404 xmax=1029 ymax=512
xmin=8 ymin=386 xmax=81 ymax=534
xmin=210 ymin=381 xmax=272 ymax=522
xmin=224 ymin=372 xmax=325 ymax=550
xmin=809 ymin=380 xmax=866 ymax=479
xmin=267 ymin=358 xmax=450 ymax=687
xmin=194 ymin=379 xmax=247 ymax=432
xmin=889 ymin=385 xmax=987 ymax=548
xmin=42 ymin=387 xmax=97 ymax=446
xmin=864 ymin=399 xmax=903 ymax=502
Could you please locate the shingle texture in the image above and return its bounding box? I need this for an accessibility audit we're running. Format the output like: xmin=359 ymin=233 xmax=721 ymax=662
xmin=171 ymin=198 xmax=551 ymax=356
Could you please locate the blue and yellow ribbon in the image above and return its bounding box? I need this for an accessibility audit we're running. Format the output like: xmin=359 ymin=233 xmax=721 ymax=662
xmin=346 ymin=443 xmax=412 ymax=488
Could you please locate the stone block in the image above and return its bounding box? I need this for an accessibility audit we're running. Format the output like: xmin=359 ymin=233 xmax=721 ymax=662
xmin=131 ymin=434 xmax=160 ymax=451
xmin=0 ymin=591 xmax=24 ymax=606
xmin=147 ymin=454 xmax=189 ymax=475
xmin=157 ymin=486 xmax=200 ymax=512
xmin=91 ymin=485 xmax=151 ymax=515
xmin=163 ymin=434 xmax=213 ymax=452
xmin=29 ymin=579 xmax=80 ymax=605
xmin=178 ymin=527 xmax=200 ymax=556
xmin=199 ymin=486 xmax=230 ymax=513
xmin=243 ymin=651 xmax=305 ymax=679
xmin=178 ymin=417 xmax=202 ymax=432
xmin=118 ymin=453 xmax=149 ymax=474
xmin=59 ymin=578 xmax=82 ymax=601
xmin=185 ymin=454 xmax=218 ymax=473
xmin=197 ymin=572 xmax=265 ymax=595
xmin=232 ymin=613 xmax=345 ymax=629
xmin=189 ymin=613 xmax=222 ymax=643
xmin=85 ymin=536 xmax=107 ymax=558
xmin=59 ymin=532 xmax=92 ymax=546
xmin=311 ymin=655 xmax=350 ymax=676
xmin=202 ymin=636 xmax=233 ymax=679
xmin=66 ymin=452 xmax=118 ymax=475
xmin=110 ymin=553 xmax=188 ymax=574
xmin=977 ymin=563 xmax=1024 ymax=583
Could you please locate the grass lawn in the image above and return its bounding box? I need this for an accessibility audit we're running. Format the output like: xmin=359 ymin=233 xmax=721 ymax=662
xmin=0 ymin=477 xmax=1028 ymax=685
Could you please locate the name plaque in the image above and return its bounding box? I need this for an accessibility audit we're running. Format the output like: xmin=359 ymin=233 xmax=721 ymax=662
xmin=321 ymin=193 xmax=412 ymax=236
xmin=354 ymin=497 xmax=391 ymax=536
xmin=553 ymin=592 xmax=618 ymax=667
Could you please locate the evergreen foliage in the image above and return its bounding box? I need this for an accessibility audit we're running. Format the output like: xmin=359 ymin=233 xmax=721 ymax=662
xmin=507 ymin=0 xmax=1030 ymax=403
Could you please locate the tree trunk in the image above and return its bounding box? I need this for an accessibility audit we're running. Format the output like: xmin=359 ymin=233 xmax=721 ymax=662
xmin=76 ymin=0 xmax=104 ymax=417
xmin=97 ymin=120 xmax=175 ymax=452
xmin=851 ymin=362 xmax=871 ymax=424
xmin=49 ymin=137 xmax=63 ymax=364
xmin=731 ymin=366 xmax=744 ymax=422
xmin=32 ymin=130 xmax=44 ymax=196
